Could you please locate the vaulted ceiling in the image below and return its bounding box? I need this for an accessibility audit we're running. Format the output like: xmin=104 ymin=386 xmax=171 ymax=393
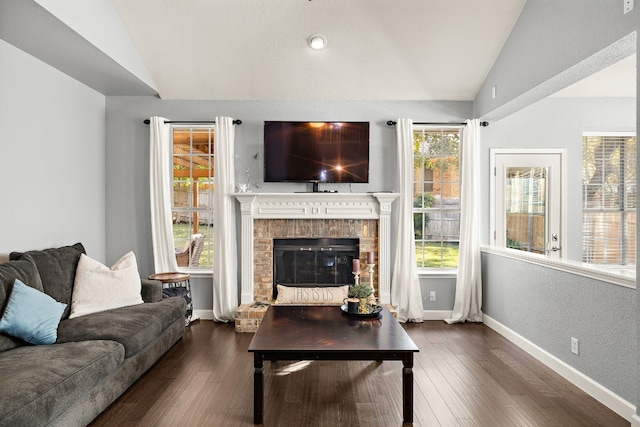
xmin=2 ymin=1 xmax=634 ymax=102
xmin=111 ymin=0 xmax=527 ymax=100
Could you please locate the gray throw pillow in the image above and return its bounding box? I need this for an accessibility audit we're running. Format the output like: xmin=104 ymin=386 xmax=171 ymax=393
xmin=10 ymin=243 xmax=85 ymax=319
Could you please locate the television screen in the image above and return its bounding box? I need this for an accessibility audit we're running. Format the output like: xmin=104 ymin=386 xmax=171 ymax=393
xmin=264 ymin=121 xmax=369 ymax=184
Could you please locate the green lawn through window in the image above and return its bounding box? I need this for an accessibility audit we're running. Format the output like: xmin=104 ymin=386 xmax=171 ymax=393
xmin=416 ymin=242 xmax=458 ymax=269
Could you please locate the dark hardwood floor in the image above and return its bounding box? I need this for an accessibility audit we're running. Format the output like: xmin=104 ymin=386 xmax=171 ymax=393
xmin=90 ymin=319 xmax=629 ymax=427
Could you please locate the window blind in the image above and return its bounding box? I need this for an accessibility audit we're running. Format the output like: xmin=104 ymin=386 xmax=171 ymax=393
xmin=582 ymin=134 xmax=636 ymax=265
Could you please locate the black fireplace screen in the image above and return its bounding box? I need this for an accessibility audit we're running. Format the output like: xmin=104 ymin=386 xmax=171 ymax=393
xmin=273 ymin=238 xmax=359 ymax=299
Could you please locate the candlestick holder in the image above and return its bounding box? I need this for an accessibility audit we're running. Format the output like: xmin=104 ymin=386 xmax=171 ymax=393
xmin=366 ymin=263 xmax=377 ymax=304
xmin=352 ymin=271 xmax=360 ymax=286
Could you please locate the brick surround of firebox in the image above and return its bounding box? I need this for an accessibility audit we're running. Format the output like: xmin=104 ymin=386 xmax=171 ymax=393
xmin=233 ymin=192 xmax=399 ymax=332
xmin=253 ymin=218 xmax=378 ymax=302
xmin=235 ymin=219 xmax=378 ymax=332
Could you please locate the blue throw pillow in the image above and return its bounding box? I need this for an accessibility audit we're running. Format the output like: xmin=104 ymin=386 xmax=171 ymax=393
xmin=0 ymin=279 xmax=67 ymax=345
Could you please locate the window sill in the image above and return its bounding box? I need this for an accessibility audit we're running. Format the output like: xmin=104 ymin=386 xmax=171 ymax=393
xmin=418 ymin=269 xmax=457 ymax=279
xmin=480 ymin=245 xmax=635 ymax=289
xmin=175 ymin=268 xmax=213 ymax=279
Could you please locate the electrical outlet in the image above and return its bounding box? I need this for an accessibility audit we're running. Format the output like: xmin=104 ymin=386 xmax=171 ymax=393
xmin=491 ymin=85 xmax=497 ymax=99
xmin=429 ymin=291 xmax=436 ymax=301
xmin=624 ymin=0 xmax=634 ymax=14
xmin=571 ymin=337 xmax=579 ymax=355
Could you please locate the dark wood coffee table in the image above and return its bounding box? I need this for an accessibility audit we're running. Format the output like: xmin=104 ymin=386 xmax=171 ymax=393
xmin=248 ymin=305 xmax=419 ymax=424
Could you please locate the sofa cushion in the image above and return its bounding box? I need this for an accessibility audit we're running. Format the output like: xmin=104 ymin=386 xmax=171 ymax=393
xmin=57 ymin=296 xmax=185 ymax=358
xmin=10 ymin=243 xmax=85 ymax=319
xmin=0 ymin=279 xmax=66 ymax=345
xmin=69 ymin=252 xmax=143 ymax=319
xmin=0 ymin=340 xmax=124 ymax=427
xmin=0 ymin=257 xmax=44 ymax=351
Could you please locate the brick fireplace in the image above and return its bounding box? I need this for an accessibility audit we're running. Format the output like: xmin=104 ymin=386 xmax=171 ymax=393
xmin=255 ymin=221 xmax=375 ymax=302
xmin=234 ymin=193 xmax=399 ymax=332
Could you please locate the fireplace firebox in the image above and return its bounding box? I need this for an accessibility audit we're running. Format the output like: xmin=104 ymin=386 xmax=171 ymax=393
xmin=273 ymin=238 xmax=359 ymax=299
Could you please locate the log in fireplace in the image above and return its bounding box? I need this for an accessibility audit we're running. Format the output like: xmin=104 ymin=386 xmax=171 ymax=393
xmin=273 ymin=238 xmax=359 ymax=299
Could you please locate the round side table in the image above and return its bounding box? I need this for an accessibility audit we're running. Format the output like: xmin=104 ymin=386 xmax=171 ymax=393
xmin=148 ymin=272 xmax=193 ymax=326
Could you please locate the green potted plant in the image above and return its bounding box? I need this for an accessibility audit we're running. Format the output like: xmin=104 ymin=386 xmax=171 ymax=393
xmin=348 ymin=283 xmax=373 ymax=313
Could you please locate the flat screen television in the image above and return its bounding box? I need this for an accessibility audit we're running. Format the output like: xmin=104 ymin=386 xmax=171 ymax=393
xmin=264 ymin=121 xmax=369 ymax=191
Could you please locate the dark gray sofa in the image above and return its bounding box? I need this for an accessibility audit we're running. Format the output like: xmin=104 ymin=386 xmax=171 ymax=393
xmin=0 ymin=243 xmax=186 ymax=427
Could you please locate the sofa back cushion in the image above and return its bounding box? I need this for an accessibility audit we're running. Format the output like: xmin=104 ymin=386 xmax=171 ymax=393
xmin=0 ymin=257 xmax=43 ymax=351
xmin=10 ymin=243 xmax=85 ymax=319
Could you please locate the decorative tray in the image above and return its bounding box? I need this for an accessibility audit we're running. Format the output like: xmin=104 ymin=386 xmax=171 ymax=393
xmin=340 ymin=304 xmax=383 ymax=317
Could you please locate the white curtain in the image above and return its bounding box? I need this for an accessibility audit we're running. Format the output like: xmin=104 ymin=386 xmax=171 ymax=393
xmin=391 ymin=118 xmax=424 ymax=323
xmin=446 ymin=119 xmax=483 ymax=324
xmin=212 ymin=117 xmax=238 ymax=322
xmin=149 ymin=116 xmax=179 ymax=273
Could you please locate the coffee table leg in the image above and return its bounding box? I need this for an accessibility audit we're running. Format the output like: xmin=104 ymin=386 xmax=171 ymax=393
xmin=402 ymin=354 xmax=414 ymax=424
xmin=254 ymin=353 xmax=264 ymax=424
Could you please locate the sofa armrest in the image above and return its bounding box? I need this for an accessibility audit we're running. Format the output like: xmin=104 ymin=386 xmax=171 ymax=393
xmin=141 ymin=279 xmax=163 ymax=303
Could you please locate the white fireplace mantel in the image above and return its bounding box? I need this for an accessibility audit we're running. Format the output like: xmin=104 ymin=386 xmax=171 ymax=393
xmin=234 ymin=192 xmax=400 ymax=304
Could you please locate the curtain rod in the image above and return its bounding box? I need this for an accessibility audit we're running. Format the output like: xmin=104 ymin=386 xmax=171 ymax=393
xmin=143 ymin=119 xmax=242 ymax=125
xmin=386 ymin=120 xmax=488 ymax=127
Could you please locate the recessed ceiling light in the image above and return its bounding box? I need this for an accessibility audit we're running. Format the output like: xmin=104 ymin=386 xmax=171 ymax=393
xmin=307 ymin=34 xmax=327 ymax=50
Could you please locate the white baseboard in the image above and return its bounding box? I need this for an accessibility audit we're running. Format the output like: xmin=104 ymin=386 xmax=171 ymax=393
xmin=193 ymin=309 xmax=214 ymax=321
xmin=422 ymin=310 xmax=453 ymax=320
xmin=483 ymin=315 xmax=636 ymax=423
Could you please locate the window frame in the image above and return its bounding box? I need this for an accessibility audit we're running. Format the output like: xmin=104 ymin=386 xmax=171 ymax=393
xmin=171 ymin=124 xmax=216 ymax=272
xmin=412 ymin=125 xmax=463 ymax=272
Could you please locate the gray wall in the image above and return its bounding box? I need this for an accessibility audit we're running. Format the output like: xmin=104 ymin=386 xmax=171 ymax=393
xmin=482 ymin=251 xmax=636 ymax=402
xmin=475 ymin=0 xmax=639 ymax=411
xmin=0 ymin=39 xmax=106 ymax=260
xmin=475 ymin=0 xmax=637 ymax=120
xmin=420 ymin=276 xmax=456 ymax=312
xmin=105 ymin=96 xmax=471 ymax=312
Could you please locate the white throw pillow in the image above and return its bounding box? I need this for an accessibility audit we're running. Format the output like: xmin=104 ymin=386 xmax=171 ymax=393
xmin=274 ymin=285 xmax=348 ymax=305
xmin=69 ymin=252 xmax=143 ymax=319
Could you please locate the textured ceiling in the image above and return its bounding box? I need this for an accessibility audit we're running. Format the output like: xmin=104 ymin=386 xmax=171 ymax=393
xmin=112 ymin=0 xmax=527 ymax=100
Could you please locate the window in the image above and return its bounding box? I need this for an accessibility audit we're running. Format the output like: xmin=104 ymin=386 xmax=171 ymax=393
xmin=413 ymin=126 xmax=461 ymax=269
xmin=504 ymin=166 xmax=547 ymax=254
xmin=491 ymin=149 xmax=564 ymax=258
xmin=172 ymin=126 xmax=215 ymax=269
xmin=582 ymin=133 xmax=636 ymax=266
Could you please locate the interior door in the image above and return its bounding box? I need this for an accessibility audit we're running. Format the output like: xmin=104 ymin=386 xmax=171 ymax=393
xmin=491 ymin=150 xmax=564 ymax=259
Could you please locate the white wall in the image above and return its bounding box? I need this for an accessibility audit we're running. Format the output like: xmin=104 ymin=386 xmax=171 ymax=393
xmin=0 ymin=40 xmax=106 ymax=260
